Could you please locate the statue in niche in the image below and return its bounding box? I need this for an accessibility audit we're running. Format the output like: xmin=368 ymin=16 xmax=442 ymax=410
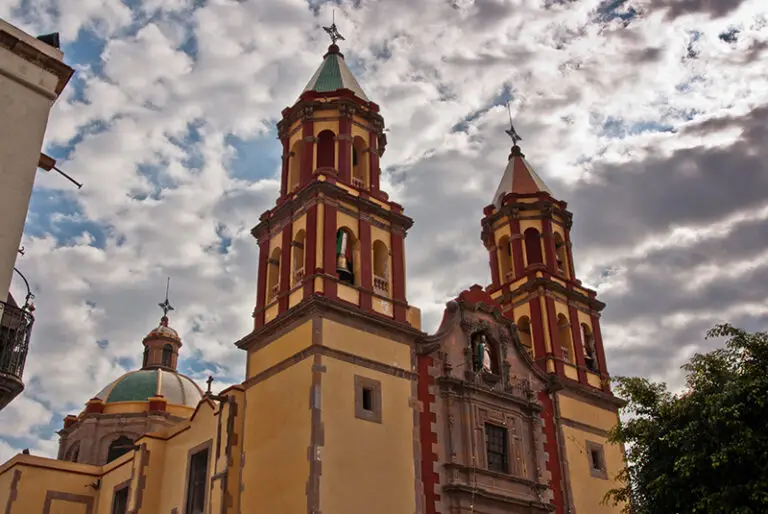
xmin=472 ymin=333 xmax=494 ymax=374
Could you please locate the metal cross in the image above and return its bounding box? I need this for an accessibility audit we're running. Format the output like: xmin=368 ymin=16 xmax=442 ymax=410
xmin=206 ymin=376 xmax=214 ymax=394
xmin=158 ymin=277 xmax=174 ymax=316
xmin=504 ymin=101 xmax=523 ymax=146
xmin=323 ymin=10 xmax=345 ymax=45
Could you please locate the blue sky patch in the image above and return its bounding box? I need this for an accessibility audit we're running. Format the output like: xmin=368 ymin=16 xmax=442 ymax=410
xmin=224 ymin=130 xmax=281 ymax=182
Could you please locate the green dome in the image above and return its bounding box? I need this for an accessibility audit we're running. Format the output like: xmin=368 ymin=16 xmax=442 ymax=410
xmin=94 ymin=369 xmax=203 ymax=407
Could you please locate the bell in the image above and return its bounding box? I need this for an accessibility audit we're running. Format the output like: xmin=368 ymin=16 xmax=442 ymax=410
xmin=336 ymin=254 xmax=348 ymax=273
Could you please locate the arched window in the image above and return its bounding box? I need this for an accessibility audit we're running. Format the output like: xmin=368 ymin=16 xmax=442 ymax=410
xmin=524 ymin=228 xmax=543 ymax=266
xmin=554 ymin=233 xmax=568 ymax=277
xmin=557 ymin=314 xmax=573 ymax=363
xmin=582 ymin=324 xmax=598 ymax=372
xmin=517 ymin=316 xmax=533 ymax=356
xmin=372 ymin=240 xmax=389 ymax=296
xmin=352 ymin=136 xmax=369 ymax=189
xmin=107 ymin=436 xmax=134 ymax=463
xmin=288 ymin=141 xmax=302 ymax=193
xmin=292 ymin=230 xmax=306 ymax=285
xmin=66 ymin=442 xmax=80 ymax=463
xmin=498 ymin=236 xmax=513 ymax=280
xmin=316 ymin=130 xmax=335 ymax=169
xmin=267 ymin=247 xmax=281 ymax=302
xmin=161 ymin=344 xmax=173 ymax=368
xmin=335 ymin=228 xmax=357 ymax=286
xmin=142 ymin=346 xmax=149 ymax=367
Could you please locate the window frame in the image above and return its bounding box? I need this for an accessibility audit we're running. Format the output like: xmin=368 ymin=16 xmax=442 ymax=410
xmin=484 ymin=423 xmax=509 ymax=474
xmin=354 ymin=375 xmax=382 ymax=424
xmin=586 ymin=440 xmax=608 ymax=479
xmin=183 ymin=440 xmax=212 ymax=514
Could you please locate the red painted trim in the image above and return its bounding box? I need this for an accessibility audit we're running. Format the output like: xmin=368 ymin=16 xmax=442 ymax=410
xmin=300 ymin=119 xmax=314 ymax=185
xmin=279 ymin=222 xmax=293 ymax=313
xmin=323 ymin=204 xmax=338 ymax=299
xmin=538 ymin=392 xmax=565 ymax=514
xmin=568 ymin=305 xmax=588 ymax=384
xmin=509 ymin=218 xmax=525 ymax=279
xmin=280 ymin=138 xmax=289 ymax=197
xmin=254 ymin=238 xmax=269 ymax=328
xmin=545 ymin=296 xmax=564 ymax=375
xmin=369 ymin=130 xmax=380 ymax=192
xmin=418 ymin=355 xmax=440 ymax=514
xmin=390 ymin=230 xmax=407 ymax=322
xmin=590 ymin=315 xmax=612 ymax=393
xmin=304 ymin=205 xmax=318 ymax=297
xmin=359 ymin=217 xmax=373 ymax=311
xmin=529 ymin=296 xmax=547 ymax=371
xmin=564 ymin=227 xmax=576 ymax=279
xmin=542 ymin=217 xmax=557 ymax=275
xmin=338 ymin=117 xmax=351 ymax=183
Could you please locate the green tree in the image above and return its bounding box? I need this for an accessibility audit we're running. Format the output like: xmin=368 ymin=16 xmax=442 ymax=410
xmin=604 ymin=324 xmax=768 ymax=514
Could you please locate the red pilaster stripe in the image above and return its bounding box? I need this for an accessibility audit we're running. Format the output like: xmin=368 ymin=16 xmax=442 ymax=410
xmin=568 ymin=305 xmax=588 ymax=384
xmin=338 ymin=117 xmax=351 ymax=183
xmin=538 ymin=391 xmax=566 ymax=514
xmin=300 ymin=119 xmax=314 ymax=185
xmin=488 ymin=245 xmax=501 ymax=288
xmin=529 ymin=296 xmax=547 ymax=372
xmin=279 ymin=222 xmax=293 ymax=313
xmin=545 ymin=296 xmax=564 ymax=375
xmin=390 ymin=228 xmax=407 ymax=322
xmin=304 ymin=204 xmax=318 ymax=297
xmin=564 ymin=226 xmax=576 ymax=279
xmin=254 ymin=238 xmax=269 ymax=329
xmin=323 ymin=204 xmax=338 ymax=298
xmin=280 ymin=137 xmax=289 ymax=197
xmin=359 ymin=217 xmax=373 ymax=311
xmin=418 ymin=355 xmax=440 ymax=514
xmin=542 ymin=216 xmax=557 ymax=275
xmin=590 ymin=314 xmax=612 ymax=393
xmin=509 ymin=218 xmax=525 ymax=279
xmin=369 ymin=130 xmax=380 ymax=192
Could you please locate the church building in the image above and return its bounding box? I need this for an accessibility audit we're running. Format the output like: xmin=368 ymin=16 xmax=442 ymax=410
xmin=0 ymin=27 xmax=626 ymax=514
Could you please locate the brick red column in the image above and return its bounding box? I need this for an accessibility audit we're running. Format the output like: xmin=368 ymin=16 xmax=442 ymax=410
xmin=369 ymin=130 xmax=380 ymax=192
xmin=300 ymin=118 xmax=314 ymax=185
xmin=488 ymin=244 xmax=501 ymax=288
xmin=304 ymin=204 xmax=318 ymax=297
xmin=538 ymin=392 xmax=566 ymax=514
xmin=529 ymin=296 xmax=547 ymax=372
xmin=564 ymin=226 xmax=576 ymax=279
xmin=359 ymin=218 xmax=373 ymax=310
xmin=322 ymin=204 xmax=338 ymax=298
xmin=280 ymin=137 xmax=289 ymax=196
xmin=569 ymin=306 xmax=588 ymax=384
xmin=542 ymin=216 xmax=557 ymax=275
xmin=279 ymin=222 xmax=293 ymax=313
xmin=545 ymin=296 xmax=564 ymax=375
xmin=390 ymin=228 xmax=407 ymax=322
xmin=338 ymin=116 xmax=351 ymax=183
xmin=590 ymin=314 xmax=612 ymax=393
xmin=509 ymin=218 xmax=525 ymax=278
xmin=254 ymin=238 xmax=269 ymax=328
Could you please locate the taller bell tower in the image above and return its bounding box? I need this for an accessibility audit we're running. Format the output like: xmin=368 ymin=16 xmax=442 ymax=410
xmin=481 ymin=138 xmax=626 ymax=513
xmin=236 ymin=26 xmax=423 ymax=514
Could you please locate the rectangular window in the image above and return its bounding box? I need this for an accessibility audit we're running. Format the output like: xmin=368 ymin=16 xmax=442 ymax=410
xmin=111 ymin=487 xmax=128 ymax=514
xmin=354 ymin=375 xmax=382 ymax=423
xmin=485 ymin=423 xmax=508 ymax=473
xmin=362 ymin=387 xmax=374 ymax=411
xmin=185 ymin=448 xmax=209 ymax=514
xmin=586 ymin=440 xmax=608 ymax=479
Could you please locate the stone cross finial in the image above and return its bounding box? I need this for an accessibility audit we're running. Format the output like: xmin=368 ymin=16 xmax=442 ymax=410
xmin=206 ymin=376 xmax=214 ymax=394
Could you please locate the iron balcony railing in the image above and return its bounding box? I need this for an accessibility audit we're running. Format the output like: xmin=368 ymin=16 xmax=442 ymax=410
xmin=0 ymin=299 xmax=34 ymax=379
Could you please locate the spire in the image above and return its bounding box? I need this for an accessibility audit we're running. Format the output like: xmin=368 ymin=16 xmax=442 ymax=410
xmin=492 ymin=112 xmax=552 ymax=207
xmin=302 ymin=18 xmax=369 ymax=101
xmin=158 ymin=277 xmax=174 ymax=326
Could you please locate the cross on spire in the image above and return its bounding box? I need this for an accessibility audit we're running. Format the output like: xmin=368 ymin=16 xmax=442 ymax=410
xmin=323 ymin=10 xmax=345 ymax=45
xmin=158 ymin=277 xmax=174 ymax=317
xmin=504 ymin=101 xmax=523 ymax=147
xmin=206 ymin=376 xmax=214 ymax=395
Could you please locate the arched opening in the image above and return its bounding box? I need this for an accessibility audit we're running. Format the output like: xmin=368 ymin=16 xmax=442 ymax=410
xmin=292 ymin=230 xmax=306 ymax=286
xmin=106 ymin=436 xmax=134 ymax=463
xmin=161 ymin=344 xmax=173 ymax=368
xmin=498 ymin=236 xmax=513 ymax=280
xmin=524 ymin=228 xmax=543 ymax=266
xmin=372 ymin=240 xmax=389 ymax=296
xmin=554 ymin=233 xmax=568 ymax=277
xmin=582 ymin=324 xmax=598 ymax=372
xmin=142 ymin=346 xmax=149 ymax=367
xmin=316 ymin=130 xmax=335 ymax=169
xmin=66 ymin=442 xmax=80 ymax=463
xmin=335 ymin=228 xmax=358 ymax=286
xmin=557 ymin=314 xmax=573 ymax=363
xmin=288 ymin=141 xmax=302 ymax=193
xmin=517 ymin=316 xmax=533 ymax=356
xmin=471 ymin=332 xmax=499 ymax=374
xmin=267 ymin=247 xmax=281 ymax=303
xmin=352 ymin=136 xmax=369 ymax=189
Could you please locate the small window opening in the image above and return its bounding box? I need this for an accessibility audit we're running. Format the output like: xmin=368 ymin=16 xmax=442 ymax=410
xmin=107 ymin=436 xmax=134 ymax=463
xmin=485 ymin=423 xmax=509 ymax=473
xmin=161 ymin=344 xmax=173 ymax=368
xmin=590 ymin=449 xmax=603 ymax=471
xmin=362 ymin=388 xmax=373 ymax=411
xmin=112 ymin=487 xmax=129 ymax=514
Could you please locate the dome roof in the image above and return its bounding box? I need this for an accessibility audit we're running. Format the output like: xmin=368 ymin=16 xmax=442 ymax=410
xmin=144 ymin=316 xmax=180 ymax=342
xmin=94 ymin=369 xmax=203 ymax=407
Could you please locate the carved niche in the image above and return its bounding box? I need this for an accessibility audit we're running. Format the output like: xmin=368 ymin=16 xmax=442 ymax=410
xmin=460 ymin=318 xmax=511 ymax=388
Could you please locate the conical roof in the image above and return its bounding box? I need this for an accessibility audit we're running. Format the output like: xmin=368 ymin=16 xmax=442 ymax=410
xmin=302 ymin=44 xmax=369 ymax=101
xmin=493 ymin=145 xmax=552 ymax=207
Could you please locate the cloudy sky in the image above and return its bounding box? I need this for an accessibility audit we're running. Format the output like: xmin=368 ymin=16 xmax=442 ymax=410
xmin=1 ymin=0 xmax=766 ymax=460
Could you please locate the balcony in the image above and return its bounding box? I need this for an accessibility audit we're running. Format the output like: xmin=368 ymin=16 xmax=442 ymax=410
xmin=373 ymin=275 xmax=389 ymax=296
xmin=0 ymin=299 xmax=34 ymax=411
xmin=351 ymin=177 xmax=367 ymax=189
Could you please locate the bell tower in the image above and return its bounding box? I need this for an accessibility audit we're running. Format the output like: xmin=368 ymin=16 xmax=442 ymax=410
xmin=480 ymin=129 xmax=626 ymax=513
xmin=236 ymin=23 xmax=423 ymax=514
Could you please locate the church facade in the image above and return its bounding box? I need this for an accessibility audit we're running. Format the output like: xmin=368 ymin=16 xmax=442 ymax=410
xmin=0 ymin=35 xmax=625 ymax=514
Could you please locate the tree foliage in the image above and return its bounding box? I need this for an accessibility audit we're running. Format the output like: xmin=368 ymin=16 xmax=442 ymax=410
xmin=604 ymin=324 xmax=768 ymax=514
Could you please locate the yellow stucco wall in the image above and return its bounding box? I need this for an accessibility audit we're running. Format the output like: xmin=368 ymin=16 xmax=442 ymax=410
xmin=241 ymin=357 xmax=313 ymax=513
xmin=94 ymin=459 xmax=133 ymax=514
xmin=322 ymin=318 xmax=411 ymax=370
xmin=247 ymin=319 xmax=313 ymax=378
xmin=320 ymin=357 xmax=416 ymax=514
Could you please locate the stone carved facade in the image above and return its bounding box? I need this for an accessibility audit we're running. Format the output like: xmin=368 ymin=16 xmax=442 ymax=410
xmin=418 ymin=287 xmax=555 ymax=513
